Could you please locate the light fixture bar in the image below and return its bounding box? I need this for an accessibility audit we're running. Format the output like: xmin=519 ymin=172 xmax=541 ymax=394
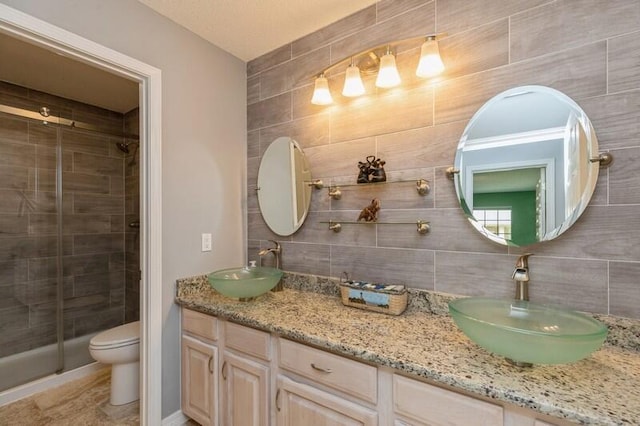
xmin=308 ymin=33 xmax=446 ymax=105
xmin=312 ymin=33 xmax=446 ymax=80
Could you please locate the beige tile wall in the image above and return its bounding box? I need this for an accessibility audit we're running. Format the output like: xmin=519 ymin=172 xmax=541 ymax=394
xmin=246 ymin=0 xmax=640 ymax=318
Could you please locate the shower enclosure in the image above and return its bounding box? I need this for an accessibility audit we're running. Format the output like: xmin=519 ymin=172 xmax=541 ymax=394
xmin=0 ymin=81 xmax=140 ymax=392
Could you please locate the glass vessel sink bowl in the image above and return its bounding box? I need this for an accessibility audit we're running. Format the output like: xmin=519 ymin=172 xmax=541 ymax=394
xmin=449 ymin=297 xmax=608 ymax=365
xmin=208 ymin=266 xmax=283 ymax=301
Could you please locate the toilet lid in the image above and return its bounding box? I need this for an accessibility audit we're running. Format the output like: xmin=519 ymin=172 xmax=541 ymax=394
xmin=90 ymin=321 xmax=140 ymax=347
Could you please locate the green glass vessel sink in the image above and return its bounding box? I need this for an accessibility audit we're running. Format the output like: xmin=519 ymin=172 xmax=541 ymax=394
xmin=208 ymin=266 xmax=283 ymax=300
xmin=449 ymin=297 xmax=608 ymax=365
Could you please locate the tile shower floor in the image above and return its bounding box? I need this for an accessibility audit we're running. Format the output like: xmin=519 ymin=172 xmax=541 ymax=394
xmin=0 ymin=366 xmax=139 ymax=425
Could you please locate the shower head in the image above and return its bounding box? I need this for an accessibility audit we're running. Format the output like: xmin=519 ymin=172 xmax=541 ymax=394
xmin=116 ymin=140 xmax=139 ymax=154
xmin=116 ymin=141 xmax=140 ymax=167
xmin=115 ymin=141 xmax=131 ymax=153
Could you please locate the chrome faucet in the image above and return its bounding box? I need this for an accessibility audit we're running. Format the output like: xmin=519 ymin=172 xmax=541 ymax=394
xmin=258 ymin=240 xmax=283 ymax=292
xmin=512 ymin=253 xmax=533 ymax=301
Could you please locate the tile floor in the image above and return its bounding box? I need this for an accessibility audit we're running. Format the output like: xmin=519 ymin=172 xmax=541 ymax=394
xmin=0 ymin=366 xmax=202 ymax=425
xmin=0 ymin=366 xmax=138 ymax=425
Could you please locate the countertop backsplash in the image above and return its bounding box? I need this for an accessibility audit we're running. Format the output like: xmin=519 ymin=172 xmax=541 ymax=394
xmin=177 ymin=271 xmax=640 ymax=352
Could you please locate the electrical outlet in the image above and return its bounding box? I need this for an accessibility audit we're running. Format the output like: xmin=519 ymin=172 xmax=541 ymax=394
xmin=201 ymin=233 xmax=212 ymax=252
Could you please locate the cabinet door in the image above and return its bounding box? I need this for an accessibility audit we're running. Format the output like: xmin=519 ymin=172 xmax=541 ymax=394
xmin=276 ymin=375 xmax=377 ymax=426
xmin=182 ymin=335 xmax=218 ymax=426
xmin=221 ymin=351 xmax=269 ymax=426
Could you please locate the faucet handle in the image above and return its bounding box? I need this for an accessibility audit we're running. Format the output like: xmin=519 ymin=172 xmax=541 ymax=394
xmin=515 ymin=253 xmax=533 ymax=268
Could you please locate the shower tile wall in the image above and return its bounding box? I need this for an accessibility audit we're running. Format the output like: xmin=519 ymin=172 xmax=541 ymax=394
xmin=0 ymin=81 xmax=131 ymax=357
xmin=246 ymin=0 xmax=640 ymax=319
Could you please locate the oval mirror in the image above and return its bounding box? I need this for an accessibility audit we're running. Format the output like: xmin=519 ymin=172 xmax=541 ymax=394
xmin=257 ymin=137 xmax=313 ymax=236
xmin=453 ymin=85 xmax=600 ymax=246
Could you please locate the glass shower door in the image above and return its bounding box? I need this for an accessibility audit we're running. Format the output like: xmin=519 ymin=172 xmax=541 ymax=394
xmin=0 ymin=105 xmax=64 ymax=391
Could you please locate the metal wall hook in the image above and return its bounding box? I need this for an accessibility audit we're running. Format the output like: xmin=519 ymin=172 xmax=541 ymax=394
xmin=445 ymin=167 xmax=459 ymax=180
xmin=416 ymin=179 xmax=430 ymax=196
xmin=589 ymin=152 xmax=613 ymax=167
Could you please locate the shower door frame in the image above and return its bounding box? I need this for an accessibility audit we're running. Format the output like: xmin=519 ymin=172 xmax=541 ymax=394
xmin=0 ymin=5 xmax=163 ymax=425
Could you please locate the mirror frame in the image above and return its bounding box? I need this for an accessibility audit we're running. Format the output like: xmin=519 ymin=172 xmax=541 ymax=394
xmin=453 ymin=85 xmax=600 ymax=246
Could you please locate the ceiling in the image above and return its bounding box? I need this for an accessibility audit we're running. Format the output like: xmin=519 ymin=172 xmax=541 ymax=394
xmin=0 ymin=31 xmax=139 ymax=113
xmin=0 ymin=1 xmax=374 ymax=114
xmin=137 ymin=0 xmax=377 ymax=61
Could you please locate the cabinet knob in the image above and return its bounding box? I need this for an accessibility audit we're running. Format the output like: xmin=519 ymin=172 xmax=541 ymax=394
xmin=275 ymin=388 xmax=281 ymax=412
xmin=208 ymin=356 xmax=213 ymax=374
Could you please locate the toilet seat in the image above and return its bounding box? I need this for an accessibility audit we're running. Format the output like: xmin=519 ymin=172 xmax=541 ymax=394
xmin=90 ymin=321 xmax=140 ymax=350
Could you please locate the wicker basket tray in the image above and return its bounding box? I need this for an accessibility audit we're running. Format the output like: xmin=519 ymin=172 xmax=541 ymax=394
xmin=339 ymin=281 xmax=407 ymax=316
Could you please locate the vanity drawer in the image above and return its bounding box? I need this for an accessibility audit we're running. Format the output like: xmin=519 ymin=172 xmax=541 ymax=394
xmin=393 ymin=374 xmax=503 ymax=425
xmin=182 ymin=308 xmax=218 ymax=341
xmin=279 ymin=339 xmax=377 ymax=404
xmin=224 ymin=321 xmax=271 ymax=361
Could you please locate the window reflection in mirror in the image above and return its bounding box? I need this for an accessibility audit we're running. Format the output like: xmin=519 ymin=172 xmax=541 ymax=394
xmin=454 ymin=86 xmax=600 ymax=247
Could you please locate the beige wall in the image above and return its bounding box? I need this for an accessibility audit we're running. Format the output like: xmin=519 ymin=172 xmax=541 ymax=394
xmin=2 ymin=0 xmax=247 ymax=416
xmin=247 ymin=0 xmax=640 ymax=319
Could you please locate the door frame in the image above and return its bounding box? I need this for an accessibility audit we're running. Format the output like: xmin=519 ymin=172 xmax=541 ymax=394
xmin=0 ymin=4 xmax=163 ymax=424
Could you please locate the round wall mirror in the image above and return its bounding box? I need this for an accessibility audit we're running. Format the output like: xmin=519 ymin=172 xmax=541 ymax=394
xmin=257 ymin=137 xmax=313 ymax=236
xmin=453 ymin=85 xmax=600 ymax=246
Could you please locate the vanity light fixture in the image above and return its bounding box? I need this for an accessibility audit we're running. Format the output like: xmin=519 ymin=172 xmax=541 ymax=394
xmin=310 ymin=73 xmax=333 ymax=105
xmin=375 ymin=46 xmax=401 ymax=88
xmin=416 ymin=36 xmax=445 ymax=78
xmin=310 ymin=34 xmax=446 ymax=105
xmin=342 ymin=59 xmax=366 ymax=97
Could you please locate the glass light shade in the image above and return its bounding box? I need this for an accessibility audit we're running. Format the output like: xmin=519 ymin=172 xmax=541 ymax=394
xmin=375 ymin=53 xmax=401 ymax=88
xmin=416 ymin=38 xmax=445 ymax=78
xmin=342 ymin=64 xmax=365 ymax=97
xmin=311 ymin=75 xmax=333 ymax=105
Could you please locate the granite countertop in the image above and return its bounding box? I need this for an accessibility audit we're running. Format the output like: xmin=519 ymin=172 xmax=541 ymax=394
xmin=176 ymin=274 xmax=640 ymax=426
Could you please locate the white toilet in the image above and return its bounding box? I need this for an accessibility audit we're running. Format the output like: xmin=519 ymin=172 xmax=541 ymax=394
xmin=89 ymin=320 xmax=140 ymax=406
